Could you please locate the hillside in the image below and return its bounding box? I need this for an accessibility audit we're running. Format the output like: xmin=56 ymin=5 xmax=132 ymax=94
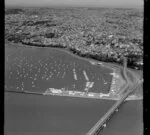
xmin=5 ymin=7 xmax=143 ymax=70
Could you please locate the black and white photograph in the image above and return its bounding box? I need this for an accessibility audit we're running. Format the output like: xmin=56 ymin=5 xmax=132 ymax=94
xmin=5 ymin=0 xmax=143 ymax=135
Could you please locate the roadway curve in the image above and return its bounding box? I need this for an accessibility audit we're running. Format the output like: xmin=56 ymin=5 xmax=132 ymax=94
xmin=85 ymin=59 xmax=143 ymax=135
xmin=110 ymin=57 xmax=143 ymax=100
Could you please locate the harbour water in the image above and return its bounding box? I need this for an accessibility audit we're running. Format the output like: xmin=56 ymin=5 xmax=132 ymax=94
xmin=5 ymin=44 xmax=143 ymax=135
xmin=99 ymin=100 xmax=143 ymax=135
xmin=5 ymin=44 xmax=113 ymax=94
xmin=5 ymin=92 xmax=115 ymax=135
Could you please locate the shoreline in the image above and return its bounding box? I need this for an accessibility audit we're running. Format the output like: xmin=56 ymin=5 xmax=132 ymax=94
xmin=5 ymin=41 xmax=143 ymax=73
xmin=5 ymin=90 xmax=143 ymax=101
xmin=5 ymin=41 xmax=143 ymax=99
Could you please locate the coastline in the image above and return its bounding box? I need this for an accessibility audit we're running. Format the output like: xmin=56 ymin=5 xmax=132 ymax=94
xmin=5 ymin=41 xmax=143 ymax=100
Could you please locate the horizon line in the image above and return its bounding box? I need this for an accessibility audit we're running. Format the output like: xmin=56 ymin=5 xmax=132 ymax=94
xmin=5 ymin=4 xmax=143 ymax=9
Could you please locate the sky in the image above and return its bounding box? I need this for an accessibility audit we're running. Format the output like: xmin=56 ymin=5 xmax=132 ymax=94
xmin=5 ymin=0 xmax=143 ymax=8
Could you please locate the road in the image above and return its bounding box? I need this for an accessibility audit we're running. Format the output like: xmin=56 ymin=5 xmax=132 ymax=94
xmin=86 ymin=58 xmax=143 ymax=135
xmin=86 ymin=78 xmax=143 ymax=135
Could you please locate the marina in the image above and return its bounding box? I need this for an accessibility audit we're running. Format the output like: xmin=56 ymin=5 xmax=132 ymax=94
xmin=5 ymin=45 xmax=113 ymax=95
xmin=5 ymin=44 xmax=143 ymax=135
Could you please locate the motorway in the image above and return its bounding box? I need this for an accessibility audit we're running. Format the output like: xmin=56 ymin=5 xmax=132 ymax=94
xmin=5 ymin=44 xmax=143 ymax=134
xmin=86 ymin=58 xmax=143 ymax=135
xmin=86 ymin=78 xmax=143 ymax=135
